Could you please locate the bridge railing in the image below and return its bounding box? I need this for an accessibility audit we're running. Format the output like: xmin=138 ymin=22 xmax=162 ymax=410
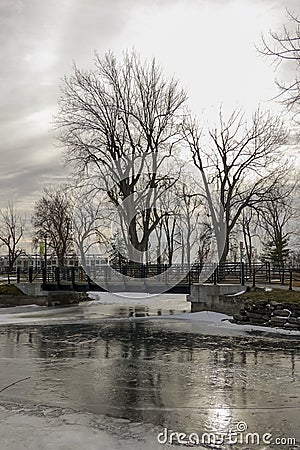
xmin=12 ymin=262 xmax=300 ymax=291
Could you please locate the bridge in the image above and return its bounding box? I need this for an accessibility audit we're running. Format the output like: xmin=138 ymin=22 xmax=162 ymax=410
xmin=13 ymin=262 xmax=300 ymax=294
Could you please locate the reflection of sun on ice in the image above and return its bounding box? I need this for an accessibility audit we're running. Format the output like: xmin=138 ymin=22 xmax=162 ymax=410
xmin=206 ymin=407 xmax=232 ymax=433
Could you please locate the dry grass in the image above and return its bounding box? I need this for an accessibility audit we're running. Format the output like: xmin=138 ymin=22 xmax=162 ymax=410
xmin=241 ymin=288 xmax=300 ymax=304
xmin=0 ymin=284 xmax=25 ymax=296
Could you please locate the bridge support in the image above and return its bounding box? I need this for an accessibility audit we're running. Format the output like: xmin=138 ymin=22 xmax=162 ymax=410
xmin=15 ymin=282 xmax=79 ymax=306
xmin=188 ymin=284 xmax=247 ymax=315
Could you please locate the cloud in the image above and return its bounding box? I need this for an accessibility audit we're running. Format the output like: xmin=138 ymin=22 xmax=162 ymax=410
xmin=0 ymin=0 xmax=299 ymax=215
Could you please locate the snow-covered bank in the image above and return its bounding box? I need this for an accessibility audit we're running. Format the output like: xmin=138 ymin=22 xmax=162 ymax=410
xmin=161 ymin=310 xmax=300 ymax=337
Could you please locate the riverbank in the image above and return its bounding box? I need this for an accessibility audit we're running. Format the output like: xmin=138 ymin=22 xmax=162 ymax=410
xmin=239 ymin=287 xmax=300 ymax=303
xmin=0 ymin=284 xmax=47 ymax=307
xmin=0 ymin=284 xmax=25 ymax=296
xmin=0 ymin=284 xmax=81 ymax=307
xmin=229 ymin=287 xmax=300 ymax=330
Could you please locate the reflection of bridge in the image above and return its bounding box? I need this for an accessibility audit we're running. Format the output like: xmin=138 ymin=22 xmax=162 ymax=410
xmin=15 ymin=262 xmax=300 ymax=294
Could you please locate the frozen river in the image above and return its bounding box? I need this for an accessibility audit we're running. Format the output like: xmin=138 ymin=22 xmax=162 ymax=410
xmin=0 ymin=293 xmax=299 ymax=449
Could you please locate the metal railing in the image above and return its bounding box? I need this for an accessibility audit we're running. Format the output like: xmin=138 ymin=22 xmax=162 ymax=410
xmin=11 ymin=262 xmax=300 ymax=291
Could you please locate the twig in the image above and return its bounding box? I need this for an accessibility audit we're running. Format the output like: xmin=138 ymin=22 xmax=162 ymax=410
xmin=0 ymin=377 xmax=31 ymax=393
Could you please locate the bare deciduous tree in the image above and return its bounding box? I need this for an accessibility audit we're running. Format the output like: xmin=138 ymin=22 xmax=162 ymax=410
xmin=175 ymin=180 xmax=205 ymax=269
xmin=239 ymin=207 xmax=260 ymax=269
xmin=72 ymin=187 xmax=111 ymax=266
xmin=56 ymin=51 xmax=187 ymax=263
xmin=195 ymin=221 xmax=212 ymax=266
xmin=0 ymin=202 xmax=25 ymax=272
xmin=152 ymin=177 xmax=209 ymax=267
xmin=258 ymin=183 xmax=297 ymax=267
xmin=155 ymin=186 xmax=181 ymax=266
xmin=260 ymin=10 xmax=300 ymax=119
xmin=184 ymin=107 xmax=288 ymax=264
xmin=32 ymin=186 xmax=73 ymax=267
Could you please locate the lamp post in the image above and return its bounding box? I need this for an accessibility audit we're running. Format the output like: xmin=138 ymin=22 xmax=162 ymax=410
xmin=44 ymin=234 xmax=47 ymax=272
xmin=239 ymin=241 xmax=244 ymax=263
xmin=239 ymin=241 xmax=245 ymax=285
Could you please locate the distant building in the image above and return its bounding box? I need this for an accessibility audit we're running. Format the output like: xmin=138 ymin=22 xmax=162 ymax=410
xmin=0 ymin=254 xmax=109 ymax=273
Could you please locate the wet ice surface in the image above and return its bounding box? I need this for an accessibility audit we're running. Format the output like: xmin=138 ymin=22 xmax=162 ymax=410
xmin=0 ymin=294 xmax=299 ymax=449
xmin=0 ymin=402 xmax=172 ymax=450
xmin=0 ymin=292 xmax=189 ymax=325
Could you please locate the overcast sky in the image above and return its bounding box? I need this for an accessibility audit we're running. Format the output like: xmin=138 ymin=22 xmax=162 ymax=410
xmin=0 ymin=0 xmax=299 ymax=212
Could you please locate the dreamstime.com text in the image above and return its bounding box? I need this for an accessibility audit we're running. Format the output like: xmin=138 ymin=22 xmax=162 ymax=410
xmin=157 ymin=422 xmax=297 ymax=447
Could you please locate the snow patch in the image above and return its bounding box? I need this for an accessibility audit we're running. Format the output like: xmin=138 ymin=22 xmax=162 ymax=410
xmin=164 ymin=310 xmax=300 ymax=336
